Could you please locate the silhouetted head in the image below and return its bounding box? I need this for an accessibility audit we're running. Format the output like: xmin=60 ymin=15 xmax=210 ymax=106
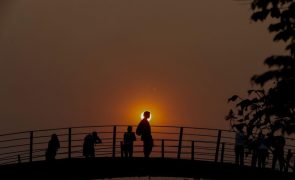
xmin=51 ymin=134 xmax=58 ymax=139
xmin=143 ymin=111 xmax=151 ymax=119
xmin=127 ymin=126 xmax=132 ymax=132
xmin=257 ymin=131 xmax=265 ymax=140
xmin=92 ymin=131 xmax=98 ymax=138
xmin=234 ymin=124 xmax=243 ymax=132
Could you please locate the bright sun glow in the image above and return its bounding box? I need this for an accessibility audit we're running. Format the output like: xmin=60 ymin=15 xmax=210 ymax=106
xmin=141 ymin=112 xmax=152 ymax=121
xmin=127 ymin=100 xmax=164 ymax=125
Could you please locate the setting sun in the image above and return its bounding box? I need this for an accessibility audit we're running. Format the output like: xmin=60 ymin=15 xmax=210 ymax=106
xmin=126 ymin=99 xmax=165 ymax=125
xmin=141 ymin=111 xmax=152 ymax=121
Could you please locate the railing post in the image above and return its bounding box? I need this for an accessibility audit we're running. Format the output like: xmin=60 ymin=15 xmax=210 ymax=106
xmin=220 ymin=142 xmax=225 ymax=163
xmin=68 ymin=128 xmax=72 ymax=159
xmin=177 ymin=127 xmax=183 ymax=159
xmin=29 ymin=131 xmax=33 ymax=162
xmin=161 ymin=139 xmax=165 ymax=158
xmin=112 ymin=126 xmax=117 ymax=158
xmin=120 ymin=141 xmax=124 ymax=158
xmin=191 ymin=141 xmax=195 ymax=160
xmin=214 ymin=130 xmax=222 ymax=162
xmin=18 ymin=155 xmax=21 ymax=164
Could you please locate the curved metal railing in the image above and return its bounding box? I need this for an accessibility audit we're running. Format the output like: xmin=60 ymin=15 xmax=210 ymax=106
xmin=0 ymin=125 xmax=294 ymax=172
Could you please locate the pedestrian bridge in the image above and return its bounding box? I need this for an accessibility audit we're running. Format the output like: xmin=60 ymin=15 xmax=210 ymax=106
xmin=0 ymin=125 xmax=294 ymax=179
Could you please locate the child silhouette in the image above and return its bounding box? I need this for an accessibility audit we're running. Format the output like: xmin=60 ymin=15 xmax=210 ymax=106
xmin=123 ymin=126 xmax=136 ymax=158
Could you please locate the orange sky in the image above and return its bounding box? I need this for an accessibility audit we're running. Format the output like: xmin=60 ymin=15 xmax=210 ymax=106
xmin=0 ymin=0 xmax=286 ymax=133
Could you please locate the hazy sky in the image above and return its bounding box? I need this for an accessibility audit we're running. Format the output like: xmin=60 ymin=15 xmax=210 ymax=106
xmin=0 ymin=0 xmax=286 ymax=133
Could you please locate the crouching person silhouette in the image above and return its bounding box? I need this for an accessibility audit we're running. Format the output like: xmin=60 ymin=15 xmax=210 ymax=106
xmin=46 ymin=134 xmax=60 ymax=161
xmin=123 ymin=126 xmax=136 ymax=158
xmin=83 ymin=131 xmax=102 ymax=158
xmin=136 ymin=111 xmax=153 ymax=158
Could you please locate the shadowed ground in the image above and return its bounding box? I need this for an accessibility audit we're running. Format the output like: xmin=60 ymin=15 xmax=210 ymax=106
xmin=0 ymin=157 xmax=294 ymax=179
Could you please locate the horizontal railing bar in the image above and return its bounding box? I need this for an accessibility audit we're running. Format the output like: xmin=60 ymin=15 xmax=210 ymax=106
xmin=33 ymin=133 xmax=68 ymax=139
xmin=0 ymin=159 xmax=19 ymax=165
xmin=68 ymin=125 xmax=114 ymax=130
xmin=0 ymin=131 xmax=30 ymax=137
xmin=153 ymin=139 xmax=178 ymax=142
xmin=0 ymin=155 xmax=27 ymax=161
xmin=194 ymin=152 xmax=216 ymax=156
xmin=71 ymin=132 xmax=88 ymax=136
xmin=153 ymin=125 xmax=229 ymax=132
xmin=95 ymin=147 xmax=113 ymax=150
xmin=223 ymin=142 xmax=235 ymax=146
xmin=195 ymin=158 xmax=216 ymax=161
xmin=33 ymin=141 xmax=51 ymax=146
xmin=223 ymin=154 xmax=236 ymax=158
xmin=0 ymin=150 xmax=30 ymax=157
xmin=183 ymin=133 xmax=218 ymax=138
xmin=195 ymin=146 xmax=216 ymax=149
xmin=0 ymin=137 xmax=30 ymax=143
xmin=285 ymin=144 xmax=295 ymax=148
xmin=0 ymin=125 xmax=118 ymax=137
xmin=220 ymin=136 xmax=235 ymax=140
xmin=191 ymin=140 xmax=216 ymax=144
xmin=152 ymin=131 xmax=180 ymax=135
xmin=0 ymin=144 xmax=30 ymax=149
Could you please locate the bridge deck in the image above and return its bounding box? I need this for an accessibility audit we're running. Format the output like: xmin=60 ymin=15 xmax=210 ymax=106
xmin=1 ymin=125 xmax=295 ymax=179
xmin=0 ymin=157 xmax=294 ymax=179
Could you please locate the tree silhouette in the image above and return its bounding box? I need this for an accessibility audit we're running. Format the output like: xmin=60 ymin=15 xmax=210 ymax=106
xmin=227 ymin=0 xmax=295 ymax=137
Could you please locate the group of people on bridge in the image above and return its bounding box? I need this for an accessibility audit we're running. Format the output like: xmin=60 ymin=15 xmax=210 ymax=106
xmin=45 ymin=111 xmax=153 ymax=160
xmin=81 ymin=111 xmax=153 ymax=158
xmin=44 ymin=111 xmax=293 ymax=173
xmin=234 ymin=125 xmax=293 ymax=172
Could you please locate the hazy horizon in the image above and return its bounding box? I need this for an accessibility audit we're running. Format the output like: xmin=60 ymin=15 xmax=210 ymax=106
xmin=0 ymin=0 xmax=286 ymax=133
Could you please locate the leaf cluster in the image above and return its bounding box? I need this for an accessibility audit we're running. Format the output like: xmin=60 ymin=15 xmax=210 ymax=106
xmin=251 ymin=0 xmax=295 ymax=55
xmin=227 ymin=0 xmax=295 ymax=137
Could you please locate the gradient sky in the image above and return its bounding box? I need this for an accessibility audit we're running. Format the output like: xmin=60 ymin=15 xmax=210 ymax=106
xmin=0 ymin=0 xmax=286 ymax=133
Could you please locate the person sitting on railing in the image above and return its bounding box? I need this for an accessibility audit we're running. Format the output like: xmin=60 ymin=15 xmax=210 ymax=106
xmin=136 ymin=111 xmax=153 ymax=158
xmin=123 ymin=126 xmax=136 ymax=158
xmin=83 ymin=131 xmax=102 ymax=158
xmin=45 ymin=134 xmax=60 ymax=161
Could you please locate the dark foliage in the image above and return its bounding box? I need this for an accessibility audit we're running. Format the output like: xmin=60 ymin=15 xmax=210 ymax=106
xmin=227 ymin=0 xmax=295 ymax=137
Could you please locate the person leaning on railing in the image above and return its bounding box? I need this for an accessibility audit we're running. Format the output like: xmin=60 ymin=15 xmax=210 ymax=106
xmin=83 ymin=131 xmax=102 ymax=158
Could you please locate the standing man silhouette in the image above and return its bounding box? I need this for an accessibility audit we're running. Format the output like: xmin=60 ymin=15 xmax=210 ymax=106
xmin=234 ymin=125 xmax=245 ymax=166
xmin=271 ymin=134 xmax=286 ymax=171
xmin=136 ymin=111 xmax=153 ymax=158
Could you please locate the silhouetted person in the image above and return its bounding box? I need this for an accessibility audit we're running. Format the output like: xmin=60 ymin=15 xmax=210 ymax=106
xmin=45 ymin=134 xmax=60 ymax=161
xmin=257 ymin=133 xmax=269 ymax=168
xmin=271 ymin=134 xmax=285 ymax=171
xmin=248 ymin=136 xmax=259 ymax=168
xmin=136 ymin=111 xmax=153 ymax=158
xmin=123 ymin=126 xmax=136 ymax=158
xmin=234 ymin=125 xmax=245 ymax=166
xmin=83 ymin=131 xmax=102 ymax=158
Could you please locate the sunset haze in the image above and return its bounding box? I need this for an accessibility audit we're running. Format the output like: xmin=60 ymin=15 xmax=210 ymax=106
xmin=0 ymin=0 xmax=285 ymax=133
